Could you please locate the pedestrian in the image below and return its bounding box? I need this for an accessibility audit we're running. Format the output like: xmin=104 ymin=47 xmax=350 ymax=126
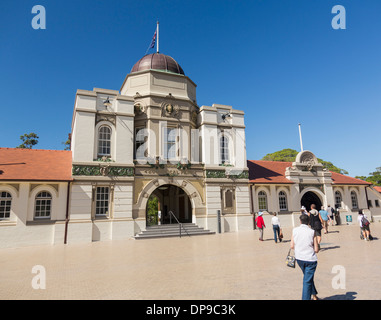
xmin=327 ymin=204 xmax=335 ymax=226
xmin=358 ymin=209 xmax=371 ymax=241
xmin=335 ymin=207 xmax=341 ymax=225
xmin=291 ymin=214 xmax=320 ymax=300
xmin=308 ymin=204 xmax=323 ymax=249
xmin=271 ymin=212 xmax=282 ymax=243
xmin=319 ymin=206 xmax=329 ymax=234
xmin=255 ymin=212 xmax=266 ymax=241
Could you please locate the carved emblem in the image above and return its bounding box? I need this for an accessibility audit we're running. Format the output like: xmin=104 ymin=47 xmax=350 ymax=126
xmin=300 ymin=152 xmax=316 ymax=171
xmin=96 ymin=114 xmax=116 ymax=126
xmin=134 ymin=103 xmax=146 ymax=115
xmin=162 ymin=102 xmax=180 ymax=118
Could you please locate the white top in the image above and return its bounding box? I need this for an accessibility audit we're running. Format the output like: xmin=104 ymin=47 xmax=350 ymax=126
xmin=271 ymin=216 xmax=281 ymax=227
xmin=292 ymin=224 xmax=317 ymax=262
xmin=358 ymin=214 xmax=368 ymax=227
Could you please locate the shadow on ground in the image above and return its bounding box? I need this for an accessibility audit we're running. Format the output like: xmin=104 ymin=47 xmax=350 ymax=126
xmin=320 ymin=245 xmax=340 ymax=252
xmin=323 ymin=291 xmax=357 ymax=300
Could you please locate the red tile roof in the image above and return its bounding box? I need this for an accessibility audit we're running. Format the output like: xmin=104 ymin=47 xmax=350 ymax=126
xmin=0 ymin=148 xmax=72 ymax=181
xmin=374 ymin=186 xmax=381 ymax=193
xmin=330 ymin=171 xmax=371 ymax=186
xmin=247 ymin=160 xmax=294 ymax=184
xmin=247 ymin=160 xmax=371 ymax=186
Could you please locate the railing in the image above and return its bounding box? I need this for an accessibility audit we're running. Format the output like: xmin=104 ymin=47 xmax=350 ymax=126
xmin=168 ymin=210 xmax=190 ymax=238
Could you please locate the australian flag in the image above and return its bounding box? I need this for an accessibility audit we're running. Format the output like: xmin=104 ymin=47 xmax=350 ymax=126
xmin=150 ymin=30 xmax=157 ymax=49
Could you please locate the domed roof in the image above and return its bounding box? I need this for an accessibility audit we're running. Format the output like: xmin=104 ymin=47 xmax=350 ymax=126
xmin=131 ymin=53 xmax=185 ymax=75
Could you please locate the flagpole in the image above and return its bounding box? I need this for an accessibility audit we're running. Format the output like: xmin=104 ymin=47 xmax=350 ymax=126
xmin=298 ymin=123 xmax=304 ymax=152
xmin=157 ymin=20 xmax=159 ymax=53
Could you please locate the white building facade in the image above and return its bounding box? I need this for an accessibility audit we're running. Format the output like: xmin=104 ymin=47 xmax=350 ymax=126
xmin=1 ymin=53 xmax=381 ymax=249
xmin=68 ymin=53 xmax=251 ymax=243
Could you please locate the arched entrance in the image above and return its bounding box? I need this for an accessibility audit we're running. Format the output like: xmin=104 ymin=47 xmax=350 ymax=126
xmin=146 ymin=184 xmax=192 ymax=226
xmin=301 ymin=191 xmax=322 ymax=212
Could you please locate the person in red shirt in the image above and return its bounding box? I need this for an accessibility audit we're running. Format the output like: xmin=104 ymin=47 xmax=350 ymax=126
xmin=255 ymin=212 xmax=266 ymax=241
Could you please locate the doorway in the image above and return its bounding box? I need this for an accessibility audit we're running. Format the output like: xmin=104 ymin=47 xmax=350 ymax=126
xmin=146 ymin=184 xmax=192 ymax=226
xmin=301 ymin=191 xmax=322 ymax=212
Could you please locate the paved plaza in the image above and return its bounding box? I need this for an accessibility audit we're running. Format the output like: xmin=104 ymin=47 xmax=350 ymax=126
xmin=1 ymin=222 xmax=381 ymax=300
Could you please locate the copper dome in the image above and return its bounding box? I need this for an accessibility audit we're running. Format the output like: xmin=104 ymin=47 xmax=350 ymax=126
xmin=131 ymin=53 xmax=185 ymax=75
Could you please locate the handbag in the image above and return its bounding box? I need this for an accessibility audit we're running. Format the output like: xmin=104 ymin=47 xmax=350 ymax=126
xmin=286 ymin=249 xmax=295 ymax=268
xmin=279 ymin=229 xmax=283 ymax=239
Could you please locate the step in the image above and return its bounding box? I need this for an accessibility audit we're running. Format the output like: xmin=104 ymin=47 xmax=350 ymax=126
xmin=134 ymin=223 xmax=215 ymax=240
xmin=134 ymin=230 xmax=216 ymax=240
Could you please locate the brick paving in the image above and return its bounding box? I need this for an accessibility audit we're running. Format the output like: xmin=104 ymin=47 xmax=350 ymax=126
xmin=1 ymin=222 xmax=380 ymax=300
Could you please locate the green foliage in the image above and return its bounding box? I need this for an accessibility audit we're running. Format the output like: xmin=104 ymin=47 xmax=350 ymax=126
xmin=147 ymin=195 xmax=158 ymax=226
xmin=62 ymin=137 xmax=71 ymax=150
xmin=17 ymin=133 xmax=39 ymax=149
xmin=262 ymin=148 xmax=298 ymax=162
xmin=261 ymin=148 xmax=348 ymax=175
xmin=356 ymin=167 xmax=381 ymax=186
xmin=318 ymin=160 xmax=348 ymax=175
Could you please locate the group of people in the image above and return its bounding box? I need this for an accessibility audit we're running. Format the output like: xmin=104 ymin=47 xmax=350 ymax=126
xmin=254 ymin=203 xmax=337 ymax=245
xmin=254 ymin=211 xmax=283 ymax=243
xmin=255 ymin=204 xmax=373 ymax=300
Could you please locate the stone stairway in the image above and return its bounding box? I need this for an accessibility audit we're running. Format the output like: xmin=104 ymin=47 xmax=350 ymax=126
xmin=134 ymin=223 xmax=215 ymax=240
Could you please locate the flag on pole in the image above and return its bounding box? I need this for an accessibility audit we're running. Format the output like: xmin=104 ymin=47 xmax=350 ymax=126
xmin=150 ymin=30 xmax=157 ymax=49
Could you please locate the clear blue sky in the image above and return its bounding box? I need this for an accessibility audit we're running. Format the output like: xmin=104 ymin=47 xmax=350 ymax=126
xmin=1 ymin=0 xmax=380 ymax=177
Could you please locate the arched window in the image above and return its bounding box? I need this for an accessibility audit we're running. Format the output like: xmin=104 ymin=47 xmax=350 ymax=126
xmin=258 ymin=191 xmax=267 ymax=211
xmin=0 ymin=191 xmax=12 ymax=219
xmin=35 ymin=191 xmax=52 ymax=219
xmin=220 ymin=135 xmax=229 ymax=164
xmin=335 ymin=191 xmax=342 ymax=208
xmin=98 ymin=126 xmax=111 ymax=157
xmin=279 ymin=191 xmax=288 ymax=211
xmin=351 ymin=191 xmax=358 ymax=209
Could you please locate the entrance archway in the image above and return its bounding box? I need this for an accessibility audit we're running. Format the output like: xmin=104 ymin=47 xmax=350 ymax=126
xmin=146 ymin=184 xmax=192 ymax=226
xmin=301 ymin=191 xmax=322 ymax=212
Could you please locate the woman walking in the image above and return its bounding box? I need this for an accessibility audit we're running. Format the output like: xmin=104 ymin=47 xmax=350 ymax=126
xmin=309 ymin=204 xmax=323 ymax=249
xmin=255 ymin=212 xmax=266 ymax=241
xmin=271 ymin=212 xmax=282 ymax=243
xmin=291 ymin=214 xmax=320 ymax=300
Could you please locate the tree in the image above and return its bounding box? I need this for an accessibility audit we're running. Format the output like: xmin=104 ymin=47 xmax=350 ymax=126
xmin=62 ymin=134 xmax=71 ymax=151
xmin=261 ymin=148 xmax=348 ymax=175
xmin=356 ymin=167 xmax=381 ymax=186
xmin=17 ymin=133 xmax=39 ymax=149
xmin=146 ymin=195 xmax=158 ymax=226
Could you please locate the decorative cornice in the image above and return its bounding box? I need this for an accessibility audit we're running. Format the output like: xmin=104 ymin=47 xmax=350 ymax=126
xmin=206 ymin=170 xmax=249 ymax=180
xmin=72 ymin=165 xmax=134 ymax=177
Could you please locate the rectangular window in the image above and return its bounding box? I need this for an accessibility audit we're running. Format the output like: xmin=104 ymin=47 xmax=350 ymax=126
xmin=258 ymin=194 xmax=267 ymax=211
xmin=368 ymin=200 xmax=373 ymax=208
xmin=95 ymin=187 xmax=109 ymax=216
xmin=35 ymin=192 xmax=52 ymax=219
xmin=164 ymin=128 xmax=177 ymax=160
xmin=376 ymin=200 xmax=380 ymax=208
xmin=220 ymin=136 xmax=229 ymax=164
xmin=225 ymin=190 xmax=233 ymax=208
xmin=135 ymin=127 xmax=145 ymax=160
xmin=351 ymin=192 xmax=358 ymax=209
xmin=0 ymin=192 xmax=11 ymax=219
xmin=98 ymin=126 xmax=111 ymax=157
xmin=279 ymin=195 xmax=287 ymax=211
